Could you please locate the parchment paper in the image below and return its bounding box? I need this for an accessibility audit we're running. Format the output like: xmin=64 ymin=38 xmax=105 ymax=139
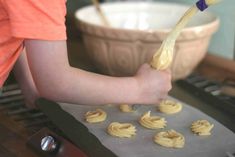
xmin=59 ymin=97 xmax=235 ymax=157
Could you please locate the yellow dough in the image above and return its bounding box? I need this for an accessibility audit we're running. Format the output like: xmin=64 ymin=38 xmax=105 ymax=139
xmin=159 ymin=100 xmax=182 ymax=114
xmin=107 ymin=122 xmax=136 ymax=138
xmin=154 ymin=130 xmax=185 ymax=148
xmin=85 ymin=109 xmax=107 ymax=123
xmin=191 ymin=120 xmax=214 ymax=136
xmin=139 ymin=111 xmax=167 ymax=129
xmin=119 ymin=104 xmax=135 ymax=112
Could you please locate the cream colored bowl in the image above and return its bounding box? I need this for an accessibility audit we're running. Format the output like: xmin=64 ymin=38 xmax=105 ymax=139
xmin=75 ymin=1 xmax=219 ymax=80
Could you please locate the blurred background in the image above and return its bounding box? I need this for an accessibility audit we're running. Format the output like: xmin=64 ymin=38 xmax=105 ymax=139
xmin=66 ymin=0 xmax=235 ymax=59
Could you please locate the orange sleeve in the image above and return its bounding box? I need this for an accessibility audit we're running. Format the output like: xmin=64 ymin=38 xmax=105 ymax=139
xmin=3 ymin=0 xmax=67 ymax=40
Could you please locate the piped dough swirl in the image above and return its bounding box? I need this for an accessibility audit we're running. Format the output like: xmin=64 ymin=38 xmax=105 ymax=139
xmin=119 ymin=104 xmax=135 ymax=112
xmin=159 ymin=100 xmax=182 ymax=114
xmin=191 ymin=120 xmax=214 ymax=136
xmin=154 ymin=130 xmax=185 ymax=148
xmin=107 ymin=122 xmax=136 ymax=138
xmin=139 ymin=111 xmax=167 ymax=129
xmin=85 ymin=109 xmax=107 ymax=123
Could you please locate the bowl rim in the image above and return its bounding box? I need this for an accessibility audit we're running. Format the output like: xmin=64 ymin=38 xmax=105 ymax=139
xmin=75 ymin=1 xmax=220 ymax=41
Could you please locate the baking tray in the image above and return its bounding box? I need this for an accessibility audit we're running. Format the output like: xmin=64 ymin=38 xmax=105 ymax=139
xmin=59 ymin=96 xmax=235 ymax=157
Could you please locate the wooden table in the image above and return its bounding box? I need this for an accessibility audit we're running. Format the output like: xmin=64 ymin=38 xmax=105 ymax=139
xmin=0 ymin=111 xmax=39 ymax=157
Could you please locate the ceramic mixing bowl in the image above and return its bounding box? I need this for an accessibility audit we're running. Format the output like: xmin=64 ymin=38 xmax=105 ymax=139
xmin=75 ymin=1 xmax=219 ymax=80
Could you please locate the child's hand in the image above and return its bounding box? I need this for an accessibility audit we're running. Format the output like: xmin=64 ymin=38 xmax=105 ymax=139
xmin=134 ymin=64 xmax=172 ymax=104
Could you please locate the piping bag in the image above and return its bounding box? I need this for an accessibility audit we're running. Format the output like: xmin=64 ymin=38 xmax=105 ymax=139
xmin=150 ymin=0 xmax=221 ymax=70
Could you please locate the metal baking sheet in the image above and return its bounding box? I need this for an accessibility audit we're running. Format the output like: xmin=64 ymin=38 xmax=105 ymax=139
xmin=59 ymin=96 xmax=235 ymax=157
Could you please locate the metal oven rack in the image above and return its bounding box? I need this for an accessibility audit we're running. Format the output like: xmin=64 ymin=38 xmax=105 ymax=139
xmin=177 ymin=74 xmax=235 ymax=116
xmin=0 ymin=84 xmax=59 ymax=135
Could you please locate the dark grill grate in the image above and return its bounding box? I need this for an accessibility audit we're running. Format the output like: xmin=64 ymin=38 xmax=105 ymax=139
xmin=0 ymin=84 xmax=61 ymax=136
xmin=177 ymin=74 xmax=235 ymax=116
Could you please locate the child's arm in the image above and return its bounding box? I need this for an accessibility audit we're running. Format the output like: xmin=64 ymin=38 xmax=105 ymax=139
xmin=4 ymin=0 xmax=171 ymax=106
xmin=13 ymin=49 xmax=39 ymax=108
xmin=24 ymin=39 xmax=171 ymax=106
